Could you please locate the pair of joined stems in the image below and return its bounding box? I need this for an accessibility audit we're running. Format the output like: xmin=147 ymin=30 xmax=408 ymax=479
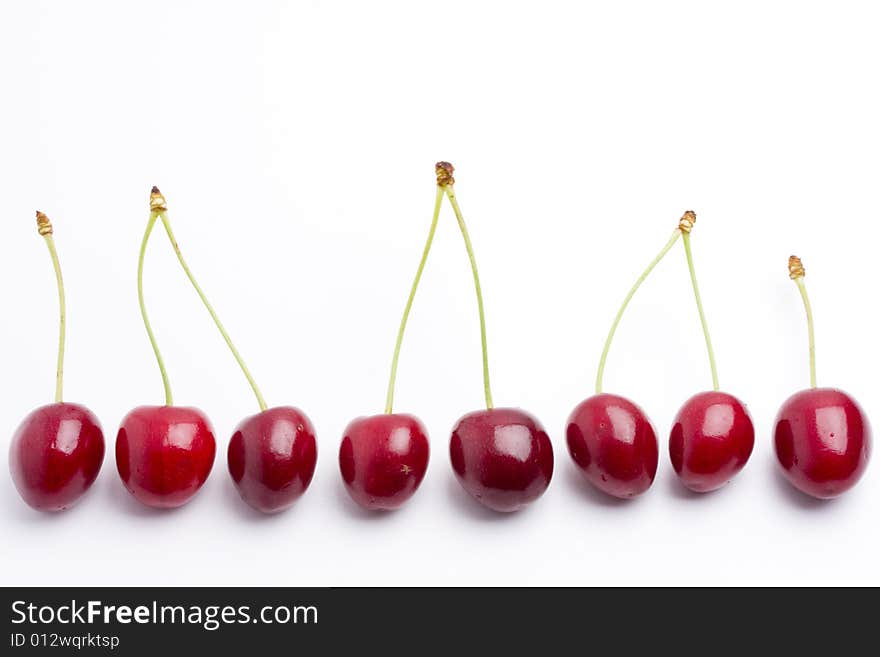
xmin=384 ymin=179 xmax=493 ymax=414
xmin=594 ymin=219 xmax=719 ymax=395
xmin=138 ymin=194 xmax=267 ymax=411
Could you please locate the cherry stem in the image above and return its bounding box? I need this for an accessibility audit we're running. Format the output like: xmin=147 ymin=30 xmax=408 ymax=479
xmin=443 ymin=184 xmax=494 ymax=410
xmin=138 ymin=211 xmax=174 ymax=406
xmin=36 ymin=213 xmax=66 ymax=403
xmin=789 ymin=257 xmax=816 ymax=388
xmin=795 ymin=279 xmax=817 ymax=388
xmin=595 ymin=228 xmax=681 ymax=394
xmin=681 ymin=232 xmax=719 ymax=391
xmin=384 ymin=186 xmax=444 ymax=414
xmin=157 ymin=210 xmax=268 ymax=412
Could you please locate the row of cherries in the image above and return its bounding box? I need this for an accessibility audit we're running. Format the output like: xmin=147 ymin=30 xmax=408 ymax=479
xmin=10 ymin=164 xmax=871 ymax=515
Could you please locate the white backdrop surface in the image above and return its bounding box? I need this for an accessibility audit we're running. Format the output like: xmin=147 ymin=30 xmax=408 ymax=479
xmin=1 ymin=1 xmax=879 ymax=586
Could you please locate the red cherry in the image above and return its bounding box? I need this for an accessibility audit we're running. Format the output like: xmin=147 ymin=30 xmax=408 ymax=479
xmin=9 ymin=403 xmax=105 ymax=512
xmin=339 ymin=414 xmax=429 ymax=510
xmin=450 ymin=408 xmax=553 ymax=512
xmin=775 ymin=257 xmax=872 ymax=499
xmin=566 ymin=393 xmax=658 ymax=499
xmin=116 ymin=406 xmax=216 ymax=508
xmin=227 ymin=406 xmax=317 ymax=513
xmin=774 ymin=388 xmax=871 ymax=499
xmin=11 ymin=214 xmax=105 ymax=512
xmin=669 ymin=391 xmax=754 ymax=492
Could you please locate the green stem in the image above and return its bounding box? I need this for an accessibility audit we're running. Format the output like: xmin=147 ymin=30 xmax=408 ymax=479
xmin=385 ymin=187 xmax=444 ymax=414
xmin=595 ymin=229 xmax=681 ymax=394
xmin=795 ymin=277 xmax=817 ymax=388
xmin=682 ymin=232 xmax=719 ymax=391
xmin=444 ymin=185 xmax=494 ymax=410
xmin=158 ymin=211 xmax=268 ymax=412
xmin=138 ymin=212 xmax=174 ymax=406
xmin=42 ymin=235 xmax=66 ymax=403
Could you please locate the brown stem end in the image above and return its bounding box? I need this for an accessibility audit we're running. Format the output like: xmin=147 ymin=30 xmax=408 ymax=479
xmin=789 ymin=255 xmax=805 ymax=280
xmin=35 ymin=211 xmax=53 ymax=237
xmin=678 ymin=210 xmax=696 ymax=233
xmin=150 ymin=186 xmax=168 ymax=212
xmin=435 ymin=161 xmax=455 ymax=187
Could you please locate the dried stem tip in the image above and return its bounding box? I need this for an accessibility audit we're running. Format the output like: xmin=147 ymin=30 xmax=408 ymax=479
xmin=678 ymin=210 xmax=696 ymax=233
xmin=36 ymin=211 xmax=53 ymax=236
xmin=435 ymin=162 xmax=455 ymax=187
xmin=789 ymin=255 xmax=805 ymax=280
xmin=149 ymin=186 xmax=167 ymax=212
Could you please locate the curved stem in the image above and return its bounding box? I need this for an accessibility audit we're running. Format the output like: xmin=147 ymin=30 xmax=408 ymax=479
xmin=682 ymin=232 xmax=719 ymax=391
xmin=444 ymin=185 xmax=494 ymax=410
xmin=595 ymin=229 xmax=681 ymax=394
xmin=385 ymin=187 xmax=444 ymax=414
xmin=158 ymin=212 xmax=268 ymax=412
xmin=139 ymin=212 xmax=173 ymax=406
xmin=795 ymin=277 xmax=817 ymax=388
xmin=42 ymin=235 xmax=66 ymax=403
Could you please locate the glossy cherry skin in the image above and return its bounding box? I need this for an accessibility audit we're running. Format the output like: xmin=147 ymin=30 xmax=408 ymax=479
xmin=450 ymin=408 xmax=553 ymax=512
xmin=9 ymin=403 xmax=105 ymax=512
xmin=774 ymin=388 xmax=871 ymax=499
xmin=669 ymin=391 xmax=755 ymax=493
xmin=566 ymin=393 xmax=658 ymax=499
xmin=228 ymin=406 xmax=318 ymax=513
xmin=339 ymin=414 xmax=429 ymax=511
xmin=116 ymin=406 xmax=216 ymax=509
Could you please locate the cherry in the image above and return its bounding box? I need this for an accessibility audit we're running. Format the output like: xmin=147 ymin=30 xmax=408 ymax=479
xmin=228 ymin=407 xmax=318 ymax=513
xmin=11 ymin=404 xmax=104 ymax=512
xmin=610 ymin=211 xmax=754 ymax=493
xmin=9 ymin=212 xmax=105 ymax=511
xmin=666 ymin=213 xmax=755 ymax=491
xmin=438 ymin=163 xmax=553 ymax=512
xmin=773 ymin=256 xmax=872 ymax=499
xmin=450 ymin=408 xmax=553 ymax=512
xmin=669 ymin=391 xmax=754 ymax=492
xmin=116 ymin=405 xmax=215 ymax=508
xmin=337 ymin=169 xmax=447 ymax=511
xmin=116 ymin=187 xmax=224 ymax=509
xmin=775 ymin=389 xmax=870 ymax=499
xmin=566 ymin=213 xmax=691 ymax=498
xmin=566 ymin=394 xmax=658 ymax=498
xmin=339 ymin=414 xmax=429 ymax=510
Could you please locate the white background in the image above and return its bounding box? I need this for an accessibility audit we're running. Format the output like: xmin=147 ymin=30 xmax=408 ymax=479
xmin=1 ymin=0 xmax=878 ymax=586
